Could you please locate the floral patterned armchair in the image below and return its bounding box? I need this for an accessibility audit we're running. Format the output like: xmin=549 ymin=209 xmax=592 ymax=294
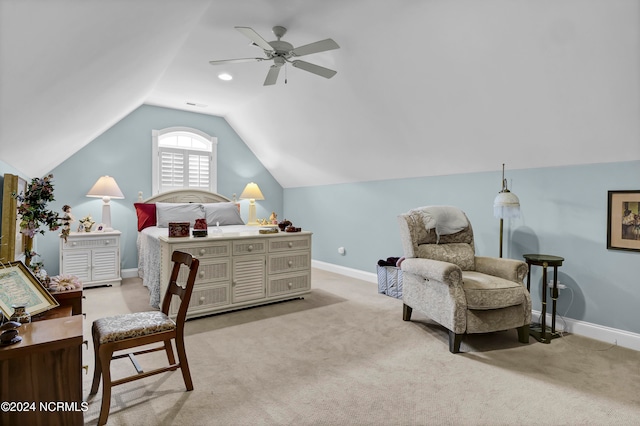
xmin=397 ymin=206 xmax=531 ymax=353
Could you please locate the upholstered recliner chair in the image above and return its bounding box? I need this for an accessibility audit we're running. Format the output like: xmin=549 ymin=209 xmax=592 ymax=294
xmin=397 ymin=206 xmax=531 ymax=353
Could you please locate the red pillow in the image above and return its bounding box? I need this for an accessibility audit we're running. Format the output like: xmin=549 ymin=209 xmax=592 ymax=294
xmin=134 ymin=203 xmax=156 ymax=231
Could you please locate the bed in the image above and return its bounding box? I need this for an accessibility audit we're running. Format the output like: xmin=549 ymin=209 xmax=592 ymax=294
xmin=136 ymin=189 xmax=312 ymax=318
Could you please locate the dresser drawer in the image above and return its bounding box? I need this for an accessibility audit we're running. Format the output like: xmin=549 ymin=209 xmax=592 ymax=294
xmin=268 ymin=251 xmax=310 ymax=274
xmin=174 ymin=241 xmax=231 ymax=259
xmin=268 ymin=235 xmax=311 ymax=253
xmin=178 ymin=259 xmax=230 ymax=284
xmin=233 ymin=239 xmax=266 ymax=256
xmin=173 ymin=284 xmax=230 ymax=317
xmin=268 ymin=272 xmax=310 ymax=297
xmin=62 ymin=236 xmax=118 ymax=250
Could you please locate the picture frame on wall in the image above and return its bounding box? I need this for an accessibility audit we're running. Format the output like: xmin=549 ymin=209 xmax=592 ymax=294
xmin=607 ymin=190 xmax=640 ymax=252
xmin=0 ymin=261 xmax=59 ymax=318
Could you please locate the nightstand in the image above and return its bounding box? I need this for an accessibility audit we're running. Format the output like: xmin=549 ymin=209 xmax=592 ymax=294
xmin=59 ymin=230 xmax=121 ymax=288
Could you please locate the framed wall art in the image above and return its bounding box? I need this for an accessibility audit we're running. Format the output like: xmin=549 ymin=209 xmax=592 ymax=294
xmin=0 ymin=261 xmax=59 ymax=318
xmin=607 ymin=190 xmax=640 ymax=252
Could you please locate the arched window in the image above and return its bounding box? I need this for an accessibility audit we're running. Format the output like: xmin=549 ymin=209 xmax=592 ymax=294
xmin=151 ymin=127 xmax=218 ymax=194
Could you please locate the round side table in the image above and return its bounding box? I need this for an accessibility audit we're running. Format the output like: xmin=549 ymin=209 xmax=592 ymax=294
xmin=523 ymin=254 xmax=564 ymax=343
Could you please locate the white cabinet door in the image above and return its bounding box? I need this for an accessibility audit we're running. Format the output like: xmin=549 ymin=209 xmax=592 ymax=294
xmin=92 ymin=249 xmax=119 ymax=281
xmin=232 ymin=255 xmax=265 ymax=303
xmin=61 ymin=249 xmax=91 ymax=282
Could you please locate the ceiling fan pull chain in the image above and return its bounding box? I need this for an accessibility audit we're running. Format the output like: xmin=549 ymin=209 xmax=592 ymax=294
xmin=285 ymin=64 xmax=288 ymax=84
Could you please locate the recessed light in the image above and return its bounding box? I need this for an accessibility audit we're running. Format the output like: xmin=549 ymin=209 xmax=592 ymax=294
xmin=218 ymin=73 xmax=233 ymax=81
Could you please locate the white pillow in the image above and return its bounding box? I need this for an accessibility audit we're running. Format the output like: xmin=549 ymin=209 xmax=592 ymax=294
xmin=202 ymin=203 xmax=244 ymax=226
xmin=155 ymin=202 xmax=204 ymax=228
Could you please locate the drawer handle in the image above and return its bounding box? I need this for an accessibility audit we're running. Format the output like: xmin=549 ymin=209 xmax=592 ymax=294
xmin=199 ymin=296 xmax=205 ymax=304
xmin=288 ymin=242 xmax=293 ymax=248
xmin=199 ymin=271 xmax=205 ymax=278
xmin=288 ymin=260 xmax=293 ymax=267
xmin=104 ymin=240 xmax=110 ymax=245
xmin=199 ymin=249 xmax=206 ymax=256
xmin=72 ymin=242 xmax=77 ymax=247
xmin=288 ymin=282 xmax=293 ymax=288
xmin=248 ymin=245 xmax=253 ymax=251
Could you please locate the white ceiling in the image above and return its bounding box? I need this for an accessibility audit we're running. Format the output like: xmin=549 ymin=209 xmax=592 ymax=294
xmin=1 ymin=0 xmax=638 ymax=187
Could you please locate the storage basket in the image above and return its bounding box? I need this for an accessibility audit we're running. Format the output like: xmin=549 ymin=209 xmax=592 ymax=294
xmin=377 ymin=264 xmax=403 ymax=299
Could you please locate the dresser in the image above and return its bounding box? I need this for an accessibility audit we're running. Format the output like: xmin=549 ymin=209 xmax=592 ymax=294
xmin=0 ymin=315 xmax=84 ymax=425
xmin=158 ymin=231 xmax=312 ymax=319
xmin=59 ymin=231 xmax=121 ymax=287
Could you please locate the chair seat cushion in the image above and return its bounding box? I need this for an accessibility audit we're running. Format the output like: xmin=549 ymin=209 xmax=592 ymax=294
xmin=93 ymin=311 xmax=176 ymax=344
xmin=462 ymin=271 xmax=526 ymax=310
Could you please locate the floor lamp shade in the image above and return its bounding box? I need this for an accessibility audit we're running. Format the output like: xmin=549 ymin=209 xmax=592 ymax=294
xmin=86 ymin=176 xmax=124 ymax=231
xmin=239 ymin=182 xmax=264 ymax=226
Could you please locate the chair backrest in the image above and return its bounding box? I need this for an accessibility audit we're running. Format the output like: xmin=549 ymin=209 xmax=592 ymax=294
xmin=160 ymin=251 xmax=200 ymax=323
xmin=398 ymin=206 xmax=476 ymax=271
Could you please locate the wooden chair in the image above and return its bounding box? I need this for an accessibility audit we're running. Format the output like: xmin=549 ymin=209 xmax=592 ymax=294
xmin=89 ymin=251 xmax=199 ymax=425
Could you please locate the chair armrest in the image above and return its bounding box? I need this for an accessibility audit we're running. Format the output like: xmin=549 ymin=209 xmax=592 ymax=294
xmin=400 ymin=258 xmax=462 ymax=286
xmin=475 ymin=256 xmax=528 ymax=282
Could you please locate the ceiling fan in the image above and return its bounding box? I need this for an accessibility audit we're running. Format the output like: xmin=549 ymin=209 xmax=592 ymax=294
xmin=209 ymin=26 xmax=340 ymax=86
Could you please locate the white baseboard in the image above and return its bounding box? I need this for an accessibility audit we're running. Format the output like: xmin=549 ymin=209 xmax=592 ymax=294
xmin=121 ymin=268 xmax=138 ymax=279
xmin=312 ymin=260 xmax=640 ymax=352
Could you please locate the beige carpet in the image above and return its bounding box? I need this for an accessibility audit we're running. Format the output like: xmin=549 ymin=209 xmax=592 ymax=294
xmin=82 ymin=269 xmax=640 ymax=426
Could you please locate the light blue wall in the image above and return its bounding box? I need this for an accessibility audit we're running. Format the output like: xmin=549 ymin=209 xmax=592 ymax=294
xmin=284 ymin=161 xmax=640 ymax=335
xmin=36 ymin=104 xmax=282 ymax=274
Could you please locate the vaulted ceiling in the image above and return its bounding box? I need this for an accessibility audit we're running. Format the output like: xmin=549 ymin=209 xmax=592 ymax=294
xmin=1 ymin=0 xmax=638 ymax=187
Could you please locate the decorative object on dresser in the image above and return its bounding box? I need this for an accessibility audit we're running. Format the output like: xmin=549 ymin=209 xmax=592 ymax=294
xmin=89 ymin=251 xmax=199 ymax=426
xmin=59 ymin=230 xmax=121 ymax=288
xmin=0 ymin=261 xmax=59 ymax=318
xmin=398 ymin=206 xmax=531 ymax=353
xmin=135 ymin=189 xmax=312 ymax=315
xmin=239 ymin=181 xmax=265 ymax=225
xmin=86 ymin=175 xmax=125 ymax=231
xmin=493 ymin=163 xmax=521 ymax=258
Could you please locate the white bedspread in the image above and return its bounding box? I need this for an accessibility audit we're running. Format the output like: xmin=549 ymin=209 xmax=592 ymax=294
xmin=137 ymin=225 xmax=260 ymax=308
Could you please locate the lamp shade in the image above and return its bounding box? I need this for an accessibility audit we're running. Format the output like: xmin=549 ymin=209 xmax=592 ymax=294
xmin=86 ymin=176 xmax=124 ymax=199
xmin=493 ymin=191 xmax=521 ymax=219
xmin=239 ymin=182 xmax=264 ymax=201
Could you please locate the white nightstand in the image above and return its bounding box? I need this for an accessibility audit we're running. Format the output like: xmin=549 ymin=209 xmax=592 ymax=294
xmin=59 ymin=230 xmax=122 ymax=288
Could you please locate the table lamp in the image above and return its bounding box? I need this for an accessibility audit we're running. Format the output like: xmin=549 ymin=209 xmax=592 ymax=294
xmin=239 ymin=182 xmax=264 ymax=226
xmin=493 ymin=164 xmax=520 ymax=258
xmin=86 ymin=175 xmax=124 ymax=231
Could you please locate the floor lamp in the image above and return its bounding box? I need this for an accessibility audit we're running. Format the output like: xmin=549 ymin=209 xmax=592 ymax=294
xmin=240 ymin=182 xmax=264 ymax=226
xmin=86 ymin=175 xmax=125 ymax=231
xmin=493 ymin=164 xmax=520 ymax=258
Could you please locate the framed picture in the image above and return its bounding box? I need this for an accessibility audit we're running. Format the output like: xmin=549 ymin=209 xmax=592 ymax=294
xmin=0 ymin=261 xmax=59 ymax=318
xmin=607 ymin=190 xmax=640 ymax=252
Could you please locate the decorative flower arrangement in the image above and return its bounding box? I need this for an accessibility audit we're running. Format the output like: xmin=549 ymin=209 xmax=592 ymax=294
xmin=12 ymin=174 xmax=60 ymax=266
xmin=79 ymin=215 xmax=95 ymax=232
xmin=49 ymin=274 xmax=82 ymax=292
xmin=13 ymin=174 xmax=60 ymax=239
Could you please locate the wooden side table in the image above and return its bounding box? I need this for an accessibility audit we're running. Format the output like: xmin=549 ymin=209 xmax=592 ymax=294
xmin=523 ymin=254 xmax=564 ymax=343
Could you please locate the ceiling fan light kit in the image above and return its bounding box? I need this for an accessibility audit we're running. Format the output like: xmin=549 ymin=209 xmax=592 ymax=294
xmin=209 ymin=25 xmax=340 ymax=86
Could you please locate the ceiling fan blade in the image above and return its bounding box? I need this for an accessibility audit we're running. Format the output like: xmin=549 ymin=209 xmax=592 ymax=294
xmin=291 ymin=60 xmax=337 ymax=79
xmin=209 ymin=58 xmax=265 ymax=65
xmin=235 ymin=26 xmax=274 ymax=52
xmin=263 ymin=65 xmax=281 ymax=86
xmin=291 ymin=38 xmax=340 ymax=57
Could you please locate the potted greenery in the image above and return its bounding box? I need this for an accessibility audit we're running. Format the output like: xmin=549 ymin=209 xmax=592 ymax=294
xmin=12 ymin=174 xmax=60 ymax=266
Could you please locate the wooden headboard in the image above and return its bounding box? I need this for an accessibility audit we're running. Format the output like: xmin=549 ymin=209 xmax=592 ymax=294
xmin=141 ymin=189 xmax=231 ymax=204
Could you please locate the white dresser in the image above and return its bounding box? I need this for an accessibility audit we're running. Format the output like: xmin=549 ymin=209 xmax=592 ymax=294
xmin=158 ymin=231 xmax=312 ymax=319
xmin=59 ymin=231 xmax=122 ymax=288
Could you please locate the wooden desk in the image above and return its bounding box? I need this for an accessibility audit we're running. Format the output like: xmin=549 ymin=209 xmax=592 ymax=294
xmin=0 ymin=315 xmax=84 ymax=425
